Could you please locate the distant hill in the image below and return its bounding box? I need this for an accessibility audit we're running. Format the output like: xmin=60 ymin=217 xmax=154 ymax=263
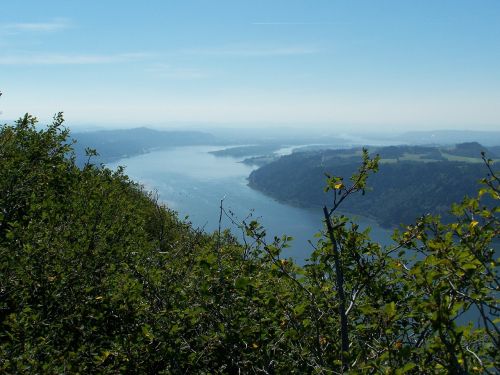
xmin=209 ymin=144 xmax=282 ymax=158
xmin=72 ymin=127 xmax=216 ymax=165
xmin=396 ymin=130 xmax=500 ymax=146
xmin=445 ymin=142 xmax=497 ymax=158
xmin=489 ymin=145 xmax=500 ymax=157
xmin=248 ymin=145 xmax=490 ymax=228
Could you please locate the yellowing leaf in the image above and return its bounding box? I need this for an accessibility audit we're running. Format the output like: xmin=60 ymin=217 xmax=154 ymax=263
xmin=384 ymin=302 xmax=396 ymax=319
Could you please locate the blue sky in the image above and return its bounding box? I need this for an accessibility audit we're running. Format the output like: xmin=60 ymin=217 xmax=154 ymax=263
xmin=1 ymin=0 xmax=499 ymax=131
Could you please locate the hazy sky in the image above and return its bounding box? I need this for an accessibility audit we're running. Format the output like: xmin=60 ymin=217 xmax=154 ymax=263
xmin=1 ymin=0 xmax=499 ymax=131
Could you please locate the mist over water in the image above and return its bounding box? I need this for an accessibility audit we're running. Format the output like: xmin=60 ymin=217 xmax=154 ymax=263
xmin=109 ymin=145 xmax=393 ymax=264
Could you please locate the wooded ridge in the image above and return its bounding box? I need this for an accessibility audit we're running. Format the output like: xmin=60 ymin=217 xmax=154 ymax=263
xmin=248 ymin=145 xmax=495 ymax=228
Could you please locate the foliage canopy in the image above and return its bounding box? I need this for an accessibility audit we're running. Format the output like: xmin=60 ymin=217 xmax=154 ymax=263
xmin=1 ymin=114 xmax=498 ymax=373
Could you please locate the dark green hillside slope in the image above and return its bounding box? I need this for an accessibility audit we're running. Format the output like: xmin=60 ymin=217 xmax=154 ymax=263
xmin=248 ymin=148 xmax=487 ymax=227
xmin=0 ymin=114 xmax=302 ymax=373
xmin=1 ymin=115 xmax=498 ymax=373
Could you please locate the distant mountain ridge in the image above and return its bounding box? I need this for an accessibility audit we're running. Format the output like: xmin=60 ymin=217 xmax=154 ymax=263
xmin=396 ymin=130 xmax=500 ymax=146
xmin=72 ymin=127 xmax=216 ymax=165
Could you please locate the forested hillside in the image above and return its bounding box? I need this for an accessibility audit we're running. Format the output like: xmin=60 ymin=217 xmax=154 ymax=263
xmin=1 ymin=114 xmax=498 ymax=373
xmin=249 ymin=147 xmax=490 ymax=227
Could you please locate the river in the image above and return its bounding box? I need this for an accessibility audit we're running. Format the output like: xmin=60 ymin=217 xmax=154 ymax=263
xmin=108 ymin=146 xmax=393 ymax=264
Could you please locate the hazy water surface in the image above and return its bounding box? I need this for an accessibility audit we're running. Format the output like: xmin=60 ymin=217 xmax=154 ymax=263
xmin=109 ymin=146 xmax=393 ymax=263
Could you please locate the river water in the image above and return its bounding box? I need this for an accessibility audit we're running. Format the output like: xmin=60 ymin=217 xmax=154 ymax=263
xmin=109 ymin=146 xmax=393 ymax=264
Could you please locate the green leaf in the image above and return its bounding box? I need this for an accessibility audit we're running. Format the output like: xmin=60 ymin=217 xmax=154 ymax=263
xmin=235 ymin=277 xmax=250 ymax=290
xmin=402 ymin=362 xmax=417 ymax=372
xmin=384 ymin=302 xmax=396 ymax=319
xmin=293 ymin=303 xmax=307 ymax=316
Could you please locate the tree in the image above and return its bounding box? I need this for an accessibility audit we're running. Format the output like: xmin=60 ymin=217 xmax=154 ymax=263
xmin=280 ymin=149 xmax=498 ymax=373
xmin=1 ymin=113 xmax=498 ymax=373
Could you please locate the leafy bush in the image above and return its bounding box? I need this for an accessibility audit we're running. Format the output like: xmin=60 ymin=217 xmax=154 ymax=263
xmin=1 ymin=114 xmax=498 ymax=373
